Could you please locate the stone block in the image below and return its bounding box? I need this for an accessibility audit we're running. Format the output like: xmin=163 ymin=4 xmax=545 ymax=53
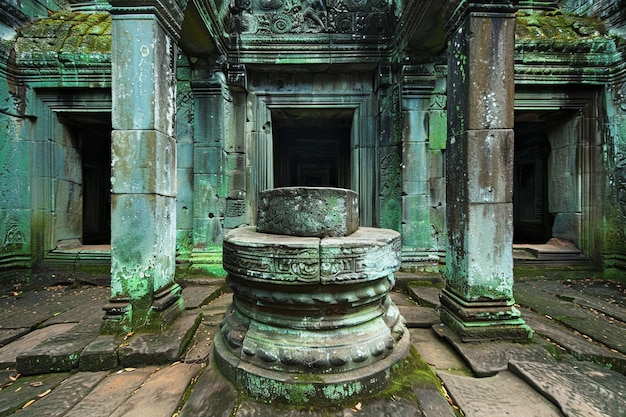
xmin=548 ymin=144 xmax=579 ymax=213
xmin=461 ymin=203 xmax=514 ymax=300
xmin=111 ymin=130 xmax=176 ymax=197
xmin=403 ymin=180 xmax=428 ymax=196
xmin=429 ymin=110 xmax=447 ymax=150
xmin=223 ymin=198 xmax=247 ymax=229
xmin=177 ymin=142 xmax=193 ymax=169
xmin=430 ymin=149 xmax=445 ymax=179
xmin=466 ymin=14 xmax=516 ymax=130
xmin=552 ymin=213 xmax=582 ymax=246
xmin=320 ymin=227 xmax=401 ymax=283
xmin=223 ymin=226 xmax=320 ymax=284
xmin=401 ymin=195 xmax=432 ymax=248
xmin=403 ymin=110 xmax=428 ymax=142
xmin=193 ymin=145 xmax=223 ymax=175
xmin=403 ymin=140 xmax=429 ymax=182
xmin=466 ymin=129 xmax=513 ymax=204
xmin=257 ymin=187 xmax=359 ymax=238
xmin=110 ymin=194 xmax=176 ymax=297
xmin=112 ymin=16 xmax=176 ymax=136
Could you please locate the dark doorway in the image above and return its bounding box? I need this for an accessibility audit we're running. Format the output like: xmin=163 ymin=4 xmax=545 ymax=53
xmin=61 ymin=113 xmax=112 ymax=245
xmin=513 ymin=121 xmax=553 ymax=243
xmin=272 ymin=110 xmax=352 ymax=188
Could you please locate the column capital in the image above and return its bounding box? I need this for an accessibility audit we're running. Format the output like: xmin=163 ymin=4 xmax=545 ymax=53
xmin=444 ymin=1 xmax=517 ymax=36
xmin=108 ymin=0 xmax=187 ymax=39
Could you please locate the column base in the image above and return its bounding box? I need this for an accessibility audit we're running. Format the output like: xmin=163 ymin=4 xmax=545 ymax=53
xmin=214 ymin=327 xmax=411 ymax=406
xmin=101 ymin=283 xmax=185 ymax=335
xmin=439 ymin=288 xmax=533 ymax=342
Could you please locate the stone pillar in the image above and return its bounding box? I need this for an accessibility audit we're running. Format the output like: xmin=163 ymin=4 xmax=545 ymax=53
xmin=441 ymin=1 xmax=532 ymax=341
xmin=103 ymin=1 xmax=186 ymax=334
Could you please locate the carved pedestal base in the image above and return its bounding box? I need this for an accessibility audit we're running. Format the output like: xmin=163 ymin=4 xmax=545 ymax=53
xmin=215 ymin=187 xmax=407 ymax=404
xmin=439 ymin=288 xmax=533 ymax=342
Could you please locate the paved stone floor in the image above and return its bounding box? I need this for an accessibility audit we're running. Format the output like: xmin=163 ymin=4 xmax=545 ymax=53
xmin=0 ymin=270 xmax=624 ymax=416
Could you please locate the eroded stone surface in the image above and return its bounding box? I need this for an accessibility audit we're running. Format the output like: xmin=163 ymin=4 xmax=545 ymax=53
xmin=217 ymin=187 xmax=406 ymax=404
xmin=257 ymin=187 xmax=359 ymax=237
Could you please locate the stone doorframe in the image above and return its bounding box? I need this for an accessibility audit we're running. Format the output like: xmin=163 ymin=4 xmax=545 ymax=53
xmin=514 ymin=85 xmax=604 ymax=265
xmin=30 ymin=89 xmax=112 ymax=262
xmin=247 ymin=92 xmax=377 ymax=227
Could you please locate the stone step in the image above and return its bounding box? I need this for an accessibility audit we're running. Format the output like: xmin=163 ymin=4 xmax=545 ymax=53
xmin=509 ymin=359 xmax=626 ymax=417
xmin=0 ymin=323 xmax=77 ymax=369
xmin=16 ymin=327 xmax=101 ymax=375
xmin=117 ymin=312 xmax=201 ymax=368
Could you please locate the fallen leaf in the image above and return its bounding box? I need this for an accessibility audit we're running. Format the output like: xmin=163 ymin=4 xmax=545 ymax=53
xmin=38 ymin=389 xmax=51 ymax=398
xmin=22 ymin=399 xmax=36 ymax=409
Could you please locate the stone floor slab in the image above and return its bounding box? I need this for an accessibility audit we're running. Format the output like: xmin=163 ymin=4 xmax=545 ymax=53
xmin=405 ymin=284 xmax=442 ymax=308
xmin=233 ymin=397 xmax=425 ymax=417
xmin=13 ymin=371 xmax=108 ymax=417
xmin=178 ymin=362 xmax=238 ymax=417
xmin=0 ymin=328 xmax=30 ymax=347
xmin=433 ymin=323 xmax=555 ymax=376
xmin=531 ymin=280 xmax=626 ymax=323
xmin=437 ymin=370 xmax=563 ymax=417
xmin=521 ymin=307 xmax=626 ymax=374
xmin=180 ymin=320 xmax=218 ymax=364
xmin=109 ymin=362 xmax=201 ymax=417
xmin=409 ymin=328 xmax=468 ymax=372
xmin=515 ymin=281 xmax=626 ymax=354
xmin=398 ymin=305 xmax=440 ymax=328
xmin=63 ymin=368 xmax=157 ymax=417
xmin=509 ymin=359 xmax=626 ymax=417
xmin=197 ymin=293 xmax=232 ymax=326
xmin=0 ymin=372 xmax=70 ymax=416
xmin=182 ymin=284 xmax=222 ymax=310
xmin=413 ymin=387 xmax=457 ymax=417
xmin=0 ymin=323 xmax=77 ymax=368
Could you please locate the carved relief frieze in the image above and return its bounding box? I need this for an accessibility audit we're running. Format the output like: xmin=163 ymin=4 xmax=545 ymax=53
xmin=231 ymin=0 xmax=395 ymax=36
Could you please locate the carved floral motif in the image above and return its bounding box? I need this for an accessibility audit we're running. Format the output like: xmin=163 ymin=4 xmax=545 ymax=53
xmin=232 ymin=0 xmax=395 ymax=35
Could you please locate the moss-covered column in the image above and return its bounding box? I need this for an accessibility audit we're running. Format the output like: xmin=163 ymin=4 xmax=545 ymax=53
xmin=441 ymin=1 xmax=532 ymax=341
xmin=103 ymin=0 xmax=186 ymax=334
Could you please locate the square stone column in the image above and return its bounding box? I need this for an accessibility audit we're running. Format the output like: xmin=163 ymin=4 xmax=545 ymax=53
xmin=103 ymin=4 xmax=184 ymax=334
xmin=441 ymin=1 xmax=532 ymax=341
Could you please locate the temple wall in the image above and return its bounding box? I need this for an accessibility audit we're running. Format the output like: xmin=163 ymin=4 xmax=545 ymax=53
xmin=602 ymin=82 xmax=626 ymax=277
xmin=1 ymin=0 xmax=626 ymax=284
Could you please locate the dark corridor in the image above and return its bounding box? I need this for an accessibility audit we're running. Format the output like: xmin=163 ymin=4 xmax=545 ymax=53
xmin=273 ymin=112 xmax=352 ymax=189
xmin=513 ymin=121 xmax=553 ymax=243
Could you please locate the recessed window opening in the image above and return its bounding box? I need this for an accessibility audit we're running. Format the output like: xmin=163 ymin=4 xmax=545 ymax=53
xmin=272 ymin=109 xmax=353 ymax=189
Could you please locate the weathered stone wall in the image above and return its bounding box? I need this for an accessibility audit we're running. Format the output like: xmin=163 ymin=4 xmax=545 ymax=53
xmin=602 ymin=79 xmax=626 ymax=277
xmin=561 ymin=0 xmax=626 ymax=36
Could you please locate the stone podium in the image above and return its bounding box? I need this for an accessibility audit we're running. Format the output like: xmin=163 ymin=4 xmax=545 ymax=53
xmin=214 ymin=187 xmax=408 ymax=405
